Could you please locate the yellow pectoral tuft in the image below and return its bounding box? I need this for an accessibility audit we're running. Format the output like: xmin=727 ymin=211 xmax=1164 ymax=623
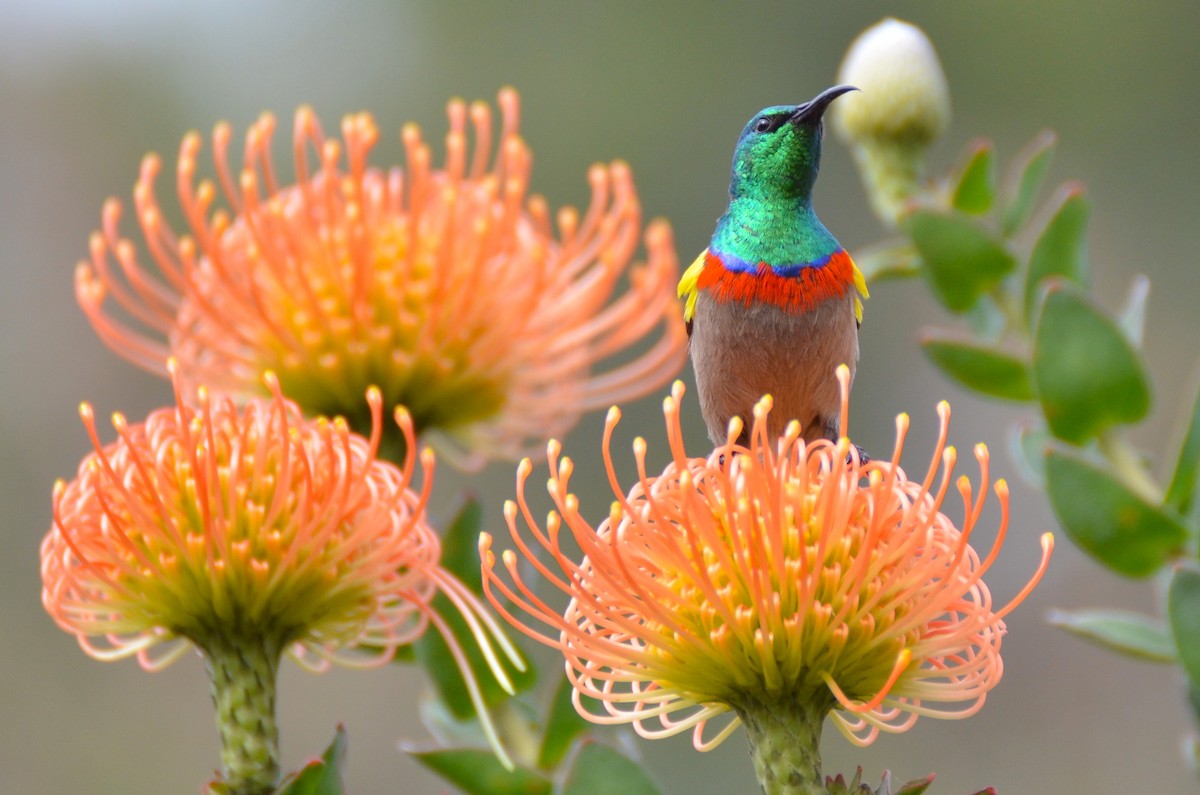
xmin=851 ymin=257 xmax=869 ymax=323
xmin=678 ymin=249 xmax=708 ymax=322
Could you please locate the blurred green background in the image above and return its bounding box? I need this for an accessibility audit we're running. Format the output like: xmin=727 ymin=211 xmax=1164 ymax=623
xmin=3 ymin=1 xmax=1198 ymax=792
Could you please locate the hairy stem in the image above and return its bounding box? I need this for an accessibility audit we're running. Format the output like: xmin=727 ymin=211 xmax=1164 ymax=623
xmin=736 ymin=695 xmax=831 ymax=795
xmin=203 ymin=634 xmax=283 ymax=795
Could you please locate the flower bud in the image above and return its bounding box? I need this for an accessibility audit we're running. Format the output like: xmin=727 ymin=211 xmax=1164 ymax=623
xmin=832 ymin=18 xmax=951 ymax=226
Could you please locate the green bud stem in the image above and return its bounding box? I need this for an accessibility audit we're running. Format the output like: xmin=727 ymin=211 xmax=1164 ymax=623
xmin=1098 ymin=431 xmax=1162 ymax=504
xmin=736 ymin=694 xmax=832 ymax=795
xmin=203 ymin=634 xmax=284 ymax=795
xmin=851 ymin=140 xmax=926 ymax=229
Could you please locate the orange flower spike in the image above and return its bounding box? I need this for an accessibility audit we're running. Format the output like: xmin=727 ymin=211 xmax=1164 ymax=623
xmin=481 ymin=365 xmax=1052 ymax=791
xmin=77 ymin=89 xmax=687 ymax=466
xmin=41 ymin=362 xmax=523 ymax=789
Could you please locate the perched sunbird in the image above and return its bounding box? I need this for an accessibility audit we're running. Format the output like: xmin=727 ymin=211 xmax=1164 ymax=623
xmin=679 ymin=85 xmax=868 ymax=447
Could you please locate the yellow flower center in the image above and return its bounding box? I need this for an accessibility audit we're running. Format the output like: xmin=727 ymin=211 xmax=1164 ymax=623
xmin=191 ymin=191 xmax=510 ymax=447
xmin=642 ymin=463 xmax=914 ymax=710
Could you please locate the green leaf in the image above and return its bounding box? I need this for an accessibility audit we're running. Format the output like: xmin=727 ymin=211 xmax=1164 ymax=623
xmin=892 ymin=775 xmax=937 ymax=795
xmin=1032 ymin=284 xmax=1152 ymax=444
xmin=1008 ymin=421 xmax=1050 ymax=486
xmin=920 ymin=333 xmax=1032 ymax=401
xmin=410 ymin=748 xmax=551 ymax=795
xmin=825 ymin=769 xmax=935 ymax=795
xmin=416 ymin=497 xmax=536 ymax=719
xmin=1047 ymin=608 xmax=1176 ymax=662
xmin=439 ymin=495 xmax=487 ymax=593
xmin=853 ymin=242 xmax=920 ymax=283
xmin=1023 ymin=184 xmax=1091 ymax=320
xmin=538 ymin=673 xmax=592 ymax=770
xmin=906 ymin=210 xmax=1017 ymax=313
xmin=557 ymin=743 xmax=663 ymax=795
xmin=951 ymin=139 xmax=997 ymax=214
xmin=1166 ymin=377 xmax=1200 ymax=515
xmin=274 ymin=726 xmax=346 ymax=795
xmin=1117 ymin=275 xmax=1150 ymax=348
xmin=415 ymin=588 xmax=536 ymax=719
xmin=1045 ymin=449 xmax=1186 ymax=576
xmin=1168 ymin=562 xmax=1200 ymax=691
xmin=1002 ymin=130 xmax=1056 ymax=235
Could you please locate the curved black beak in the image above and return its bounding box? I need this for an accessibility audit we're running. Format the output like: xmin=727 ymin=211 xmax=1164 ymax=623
xmin=789 ymin=85 xmax=858 ymax=126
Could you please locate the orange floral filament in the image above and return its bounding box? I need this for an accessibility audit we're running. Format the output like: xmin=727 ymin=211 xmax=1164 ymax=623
xmin=76 ymin=89 xmax=687 ymax=465
xmin=41 ymin=361 xmax=523 ymax=763
xmin=481 ymin=367 xmax=1052 ymax=750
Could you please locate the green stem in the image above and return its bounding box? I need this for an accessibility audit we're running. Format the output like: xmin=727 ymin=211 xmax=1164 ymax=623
xmin=851 ymin=140 xmax=925 ymax=229
xmin=1098 ymin=431 xmax=1161 ymax=504
xmin=203 ymin=634 xmax=283 ymax=795
xmin=736 ymin=695 xmax=830 ymax=795
xmin=990 ymin=284 xmax=1027 ymax=343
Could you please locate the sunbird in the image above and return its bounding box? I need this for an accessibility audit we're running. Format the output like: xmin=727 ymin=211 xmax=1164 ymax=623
xmin=678 ymin=85 xmax=868 ymax=447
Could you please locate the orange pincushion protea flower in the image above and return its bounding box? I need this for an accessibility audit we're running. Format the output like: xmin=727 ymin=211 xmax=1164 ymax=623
xmin=76 ymin=89 xmax=687 ymax=465
xmin=41 ymin=361 xmax=519 ymax=681
xmin=481 ymin=367 xmax=1052 ymax=751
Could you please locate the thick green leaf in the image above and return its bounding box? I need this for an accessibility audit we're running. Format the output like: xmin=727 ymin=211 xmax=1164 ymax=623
xmin=556 ymin=743 xmax=662 ymax=795
xmin=1117 ymin=275 xmax=1150 ymax=348
xmin=1008 ymin=421 xmax=1050 ymax=486
xmin=1002 ymin=130 xmax=1056 ymax=235
xmin=415 ymin=588 xmax=536 ymax=718
xmin=416 ymin=498 xmax=536 ymax=718
xmin=1165 ymin=377 xmax=1200 ymax=516
xmin=1023 ymin=185 xmax=1091 ymax=320
xmin=538 ymin=672 xmax=592 ymax=770
xmin=410 ymin=748 xmax=551 ymax=795
xmin=906 ymin=210 xmax=1017 ymax=313
xmin=1047 ymin=608 xmax=1176 ymax=662
xmin=921 ymin=333 xmax=1032 ymax=401
xmin=1032 ymin=285 xmax=1152 ymax=444
xmin=1168 ymin=563 xmax=1200 ymax=691
xmin=274 ymin=727 xmax=346 ymax=795
xmin=892 ymin=776 xmax=937 ymax=795
xmin=1045 ymin=449 xmax=1186 ymax=576
xmin=952 ymin=140 xmax=997 ymax=214
xmin=439 ymin=495 xmax=487 ymax=593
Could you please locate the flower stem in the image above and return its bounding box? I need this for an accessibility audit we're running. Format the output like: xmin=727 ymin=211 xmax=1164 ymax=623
xmin=737 ymin=695 xmax=831 ymax=795
xmin=851 ymin=140 xmax=925 ymax=229
xmin=1098 ymin=430 xmax=1161 ymax=504
xmin=203 ymin=634 xmax=283 ymax=795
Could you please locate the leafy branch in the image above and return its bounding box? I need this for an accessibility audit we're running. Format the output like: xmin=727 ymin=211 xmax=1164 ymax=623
xmin=854 ymin=129 xmax=1200 ymax=754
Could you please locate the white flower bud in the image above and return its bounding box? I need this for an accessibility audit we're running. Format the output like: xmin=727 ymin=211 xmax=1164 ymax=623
xmin=832 ymin=19 xmax=951 ymax=226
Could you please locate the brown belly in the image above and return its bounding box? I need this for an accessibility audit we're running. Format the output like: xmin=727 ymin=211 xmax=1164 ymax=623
xmin=689 ymin=292 xmax=859 ymax=445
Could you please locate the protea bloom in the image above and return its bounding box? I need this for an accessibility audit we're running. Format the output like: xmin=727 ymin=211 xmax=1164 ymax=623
xmin=481 ymin=367 xmax=1052 ymax=792
xmin=76 ymin=89 xmax=687 ymax=466
xmin=41 ymin=361 xmax=522 ymax=793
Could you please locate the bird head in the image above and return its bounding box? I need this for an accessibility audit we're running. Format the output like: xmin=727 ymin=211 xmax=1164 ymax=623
xmin=730 ymin=85 xmax=857 ymax=203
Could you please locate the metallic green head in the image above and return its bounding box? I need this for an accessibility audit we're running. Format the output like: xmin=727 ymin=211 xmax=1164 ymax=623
xmin=729 ymin=85 xmax=857 ymax=203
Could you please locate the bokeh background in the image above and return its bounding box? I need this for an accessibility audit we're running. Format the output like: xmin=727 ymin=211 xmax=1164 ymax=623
xmin=3 ymin=1 xmax=1198 ymax=792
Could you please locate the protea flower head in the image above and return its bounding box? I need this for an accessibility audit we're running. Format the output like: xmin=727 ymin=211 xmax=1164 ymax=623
xmin=76 ymin=89 xmax=687 ymax=466
xmin=41 ymin=361 xmax=523 ymax=789
xmin=481 ymin=367 xmax=1051 ymax=788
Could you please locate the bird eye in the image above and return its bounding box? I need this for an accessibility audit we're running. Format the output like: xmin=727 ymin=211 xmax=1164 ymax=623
xmin=754 ymin=116 xmax=773 ymax=133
